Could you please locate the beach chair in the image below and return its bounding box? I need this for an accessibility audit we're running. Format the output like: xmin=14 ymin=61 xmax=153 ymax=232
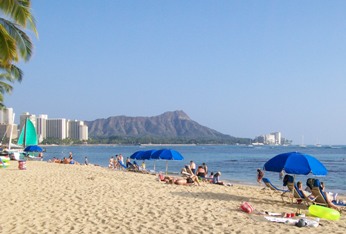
xmin=281 ymin=175 xmax=315 ymax=206
xmin=311 ymin=179 xmax=346 ymax=209
xmin=262 ymin=178 xmax=289 ymax=195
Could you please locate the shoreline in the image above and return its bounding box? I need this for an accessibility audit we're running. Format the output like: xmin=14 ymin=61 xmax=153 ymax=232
xmin=1 ymin=161 xmax=345 ymax=233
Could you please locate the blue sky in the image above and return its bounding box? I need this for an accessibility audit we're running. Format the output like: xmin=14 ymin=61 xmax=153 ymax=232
xmin=5 ymin=1 xmax=346 ymax=145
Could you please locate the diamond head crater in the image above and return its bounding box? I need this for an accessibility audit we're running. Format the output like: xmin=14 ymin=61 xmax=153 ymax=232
xmin=83 ymin=110 xmax=250 ymax=145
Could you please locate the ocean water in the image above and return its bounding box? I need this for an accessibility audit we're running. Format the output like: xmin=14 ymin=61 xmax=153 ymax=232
xmin=42 ymin=144 xmax=346 ymax=195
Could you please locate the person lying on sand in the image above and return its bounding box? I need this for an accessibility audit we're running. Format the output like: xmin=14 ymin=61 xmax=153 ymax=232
xmin=164 ymin=175 xmax=200 ymax=186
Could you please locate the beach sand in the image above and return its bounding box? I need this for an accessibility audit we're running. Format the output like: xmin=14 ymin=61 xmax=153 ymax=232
xmin=0 ymin=161 xmax=345 ymax=234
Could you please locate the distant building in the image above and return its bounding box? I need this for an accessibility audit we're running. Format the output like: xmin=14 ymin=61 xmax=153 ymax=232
xmin=3 ymin=108 xmax=89 ymax=142
xmin=68 ymin=120 xmax=88 ymax=141
xmin=0 ymin=108 xmax=18 ymax=142
xmin=46 ymin=118 xmax=67 ymax=139
xmin=0 ymin=107 xmax=14 ymax=124
xmin=254 ymin=131 xmax=282 ymax=145
xmin=36 ymin=115 xmax=48 ymax=143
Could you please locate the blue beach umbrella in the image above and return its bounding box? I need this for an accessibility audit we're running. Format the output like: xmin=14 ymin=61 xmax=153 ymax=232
xmin=151 ymin=149 xmax=184 ymax=174
xmin=140 ymin=149 xmax=157 ymax=160
xmin=263 ymin=152 xmax=328 ymax=176
xmin=24 ymin=145 xmax=43 ymax=152
xmin=130 ymin=151 xmax=145 ymax=160
xmin=130 ymin=150 xmax=157 ymax=160
xmin=130 ymin=150 xmax=158 ymax=170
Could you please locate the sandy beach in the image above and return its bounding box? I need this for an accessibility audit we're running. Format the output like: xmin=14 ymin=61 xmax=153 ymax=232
xmin=0 ymin=161 xmax=345 ymax=234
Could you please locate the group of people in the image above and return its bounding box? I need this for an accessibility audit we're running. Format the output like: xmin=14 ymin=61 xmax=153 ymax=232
xmin=108 ymin=154 xmax=125 ymax=170
xmin=296 ymin=179 xmax=343 ymax=211
xmin=48 ymin=152 xmax=78 ymax=164
xmin=161 ymin=161 xmax=226 ymax=186
xmin=48 ymin=152 xmax=89 ymax=165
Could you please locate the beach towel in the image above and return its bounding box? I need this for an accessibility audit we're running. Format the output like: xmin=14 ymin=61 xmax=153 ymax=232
xmin=264 ymin=216 xmax=319 ymax=227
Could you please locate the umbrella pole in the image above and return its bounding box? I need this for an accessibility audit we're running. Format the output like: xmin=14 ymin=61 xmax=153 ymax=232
xmin=154 ymin=161 xmax=156 ymax=172
xmin=166 ymin=161 xmax=168 ymax=175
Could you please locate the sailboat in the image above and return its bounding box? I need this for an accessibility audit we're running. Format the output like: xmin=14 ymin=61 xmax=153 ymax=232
xmin=17 ymin=118 xmax=43 ymax=161
xmin=299 ymin=135 xmax=306 ymax=148
xmin=2 ymin=114 xmax=23 ymax=160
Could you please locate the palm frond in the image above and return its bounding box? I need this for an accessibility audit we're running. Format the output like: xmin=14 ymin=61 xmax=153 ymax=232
xmin=0 ymin=24 xmax=18 ymax=65
xmin=0 ymin=18 xmax=33 ymax=61
xmin=0 ymin=80 xmax=13 ymax=93
xmin=0 ymin=0 xmax=38 ymax=36
xmin=0 ymin=63 xmax=23 ymax=82
xmin=0 ymin=93 xmax=4 ymax=108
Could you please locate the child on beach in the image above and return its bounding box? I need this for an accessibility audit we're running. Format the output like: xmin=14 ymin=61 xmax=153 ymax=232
xmin=257 ymin=169 xmax=264 ymax=185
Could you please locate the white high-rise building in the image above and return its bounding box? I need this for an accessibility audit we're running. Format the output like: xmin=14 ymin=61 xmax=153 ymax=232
xmin=36 ymin=115 xmax=48 ymax=143
xmin=0 ymin=108 xmax=17 ymax=140
xmin=272 ymin=132 xmax=282 ymax=145
xmin=46 ymin=119 xmax=67 ymax=139
xmin=0 ymin=107 xmax=14 ymax=124
xmin=68 ymin=120 xmax=88 ymax=141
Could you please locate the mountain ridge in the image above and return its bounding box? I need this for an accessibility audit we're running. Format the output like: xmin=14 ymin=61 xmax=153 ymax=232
xmin=85 ymin=110 xmax=248 ymax=144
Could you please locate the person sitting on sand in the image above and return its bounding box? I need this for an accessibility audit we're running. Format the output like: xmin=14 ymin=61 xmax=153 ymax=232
xmin=133 ymin=161 xmax=139 ymax=169
xmin=202 ymin=162 xmax=208 ymax=175
xmin=181 ymin=166 xmax=190 ymax=177
xmin=213 ymin=171 xmax=224 ymax=185
xmin=126 ymin=157 xmax=131 ymax=167
xmin=127 ymin=161 xmax=137 ymax=170
xmin=196 ymin=165 xmax=206 ymax=178
xmin=204 ymin=172 xmax=214 ymax=183
xmin=109 ymin=156 xmax=114 ymax=169
xmin=63 ymin=157 xmax=69 ymax=164
xmin=180 ymin=165 xmax=192 ymax=176
xmin=190 ymin=160 xmax=196 ymax=175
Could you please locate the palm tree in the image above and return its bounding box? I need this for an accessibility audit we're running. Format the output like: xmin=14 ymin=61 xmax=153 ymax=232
xmin=0 ymin=0 xmax=38 ymax=108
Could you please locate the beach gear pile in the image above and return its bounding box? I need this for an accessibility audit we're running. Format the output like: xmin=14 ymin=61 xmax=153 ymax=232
xmin=239 ymin=202 xmax=321 ymax=228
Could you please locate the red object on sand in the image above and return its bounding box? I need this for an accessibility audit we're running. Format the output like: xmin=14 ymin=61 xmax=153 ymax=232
xmin=18 ymin=161 xmax=26 ymax=170
xmin=240 ymin=202 xmax=254 ymax=213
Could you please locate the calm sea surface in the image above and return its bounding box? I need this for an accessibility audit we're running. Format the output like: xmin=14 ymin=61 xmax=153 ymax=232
xmin=43 ymin=145 xmax=346 ymax=195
